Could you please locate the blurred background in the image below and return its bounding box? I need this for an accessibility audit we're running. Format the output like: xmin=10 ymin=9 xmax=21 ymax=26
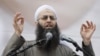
xmin=0 ymin=0 xmax=100 ymax=56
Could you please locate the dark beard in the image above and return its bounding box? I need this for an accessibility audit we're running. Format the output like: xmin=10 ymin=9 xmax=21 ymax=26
xmin=35 ymin=23 xmax=60 ymax=51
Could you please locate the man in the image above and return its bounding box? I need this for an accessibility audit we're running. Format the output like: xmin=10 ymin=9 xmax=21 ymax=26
xmin=2 ymin=5 xmax=96 ymax=56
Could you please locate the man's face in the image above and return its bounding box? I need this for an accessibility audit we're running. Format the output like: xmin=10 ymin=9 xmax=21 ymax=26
xmin=35 ymin=9 xmax=60 ymax=49
xmin=36 ymin=9 xmax=57 ymax=30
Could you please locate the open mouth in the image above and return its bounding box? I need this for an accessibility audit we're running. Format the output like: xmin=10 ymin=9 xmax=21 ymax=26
xmin=45 ymin=24 xmax=53 ymax=29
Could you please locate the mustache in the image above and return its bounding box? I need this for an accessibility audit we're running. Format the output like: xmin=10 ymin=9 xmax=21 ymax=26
xmin=45 ymin=23 xmax=53 ymax=26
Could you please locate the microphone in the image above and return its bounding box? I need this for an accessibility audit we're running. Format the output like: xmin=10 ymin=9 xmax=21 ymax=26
xmin=60 ymin=34 xmax=92 ymax=56
xmin=7 ymin=39 xmax=47 ymax=56
xmin=60 ymin=34 xmax=76 ymax=44
xmin=45 ymin=31 xmax=53 ymax=43
xmin=60 ymin=34 xmax=80 ymax=51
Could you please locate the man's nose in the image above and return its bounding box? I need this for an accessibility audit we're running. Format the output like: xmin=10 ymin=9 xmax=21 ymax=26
xmin=47 ymin=17 xmax=51 ymax=22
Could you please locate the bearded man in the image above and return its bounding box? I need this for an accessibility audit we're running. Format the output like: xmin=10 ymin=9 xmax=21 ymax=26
xmin=2 ymin=5 xmax=96 ymax=56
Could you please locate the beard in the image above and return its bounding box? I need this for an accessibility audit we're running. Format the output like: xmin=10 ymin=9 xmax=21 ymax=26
xmin=35 ymin=23 xmax=60 ymax=51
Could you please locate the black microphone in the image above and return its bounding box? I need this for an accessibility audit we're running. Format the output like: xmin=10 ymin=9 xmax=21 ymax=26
xmin=60 ymin=34 xmax=77 ymax=44
xmin=60 ymin=34 xmax=80 ymax=51
xmin=60 ymin=34 xmax=92 ymax=56
xmin=60 ymin=34 xmax=79 ymax=51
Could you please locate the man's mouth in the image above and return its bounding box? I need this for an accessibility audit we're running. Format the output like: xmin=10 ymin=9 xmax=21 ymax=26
xmin=45 ymin=25 xmax=53 ymax=29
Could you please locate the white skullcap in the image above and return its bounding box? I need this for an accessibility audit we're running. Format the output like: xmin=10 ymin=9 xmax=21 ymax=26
xmin=34 ymin=5 xmax=57 ymax=21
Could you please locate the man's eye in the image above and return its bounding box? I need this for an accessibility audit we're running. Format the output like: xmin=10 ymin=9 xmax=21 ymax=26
xmin=42 ymin=16 xmax=48 ymax=20
xmin=50 ymin=16 xmax=55 ymax=20
xmin=41 ymin=16 xmax=56 ymax=20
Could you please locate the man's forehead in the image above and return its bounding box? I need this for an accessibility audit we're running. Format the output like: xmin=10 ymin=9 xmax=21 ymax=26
xmin=38 ymin=9 xmax=55 ymax=16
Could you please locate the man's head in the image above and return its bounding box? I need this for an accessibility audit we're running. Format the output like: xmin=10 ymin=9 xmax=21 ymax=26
xmin=34 ymin=5 xmax=60 ymax=50
xmin=34 ymin=5 xmax=57 ymax=30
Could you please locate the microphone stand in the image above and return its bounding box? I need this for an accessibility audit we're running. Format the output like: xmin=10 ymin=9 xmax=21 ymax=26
xmin=7 ymin=39 xmax=46 ymax=56
xmin=69 ymin=41 xmax=92 ymax=56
